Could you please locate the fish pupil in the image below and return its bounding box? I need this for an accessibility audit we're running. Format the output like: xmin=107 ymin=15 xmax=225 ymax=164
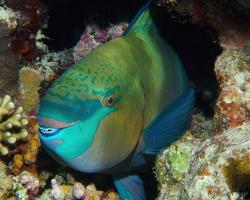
xmin=108 ymin=97 xmax=114 ymax=104
xmin=103 ymin=96 xmax=115 ymax=107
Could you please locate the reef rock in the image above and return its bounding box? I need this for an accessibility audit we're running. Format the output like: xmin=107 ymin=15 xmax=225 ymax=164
xmin=0 ymin=6 xmax=20 ymax=95
xmin=214 ymin=44 xmax=250 ymax=131
xmin=156 ymin=123 xmax=250 ymax=200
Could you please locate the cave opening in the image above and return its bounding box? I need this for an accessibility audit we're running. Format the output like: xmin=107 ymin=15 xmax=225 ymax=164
xmin=42 ymin=0 xmax=222 ymax=199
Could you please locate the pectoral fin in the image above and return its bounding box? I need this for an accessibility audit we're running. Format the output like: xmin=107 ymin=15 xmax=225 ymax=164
xmin=113 ymin=174 xmax=146 ymax=200
xmin=143 ymin=88 xmax=195 ymax=154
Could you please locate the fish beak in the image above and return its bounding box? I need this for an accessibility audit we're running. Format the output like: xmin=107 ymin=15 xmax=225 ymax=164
xmin=38 ymin=120 xmax=80 ymax=150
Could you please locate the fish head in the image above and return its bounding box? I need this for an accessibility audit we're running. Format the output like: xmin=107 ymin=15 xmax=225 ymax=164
xmin=38 ymin=44 xmax=145 ymax=172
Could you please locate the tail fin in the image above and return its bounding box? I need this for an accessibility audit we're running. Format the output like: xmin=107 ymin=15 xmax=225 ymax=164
xmin=123 ymin=0 xmax=155 ymax=35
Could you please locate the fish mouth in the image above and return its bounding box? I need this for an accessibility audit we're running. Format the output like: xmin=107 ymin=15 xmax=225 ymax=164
xmin=39 ymin=127 xmax=61 ymax=137
xmin=38 ymin=118 xmax=79 ymax=137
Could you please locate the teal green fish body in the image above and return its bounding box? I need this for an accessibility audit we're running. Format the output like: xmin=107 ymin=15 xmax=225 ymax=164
xmin=38 ymin=2 xmax=194 ymax=199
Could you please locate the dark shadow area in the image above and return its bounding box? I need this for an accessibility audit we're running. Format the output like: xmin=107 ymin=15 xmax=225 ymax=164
xmin=151 ymin=5 xmax=222 ymax=117
xmin=41 ymin=1 xmax=222 ymax=199
xmin=42 ymin=0 xmax=147 ymax=50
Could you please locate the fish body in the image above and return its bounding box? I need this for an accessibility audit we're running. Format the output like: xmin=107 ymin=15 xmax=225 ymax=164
xmin=38 ymin=1 xmax=194 ymax=199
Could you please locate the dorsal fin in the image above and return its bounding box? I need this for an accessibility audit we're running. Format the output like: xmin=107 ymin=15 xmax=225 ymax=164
xmin=123 ymin=0 xmax=155 ymax=35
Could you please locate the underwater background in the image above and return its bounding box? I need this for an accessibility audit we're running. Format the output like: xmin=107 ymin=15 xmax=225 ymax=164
xmin=0 ymin=0 xmax=249 ymax=199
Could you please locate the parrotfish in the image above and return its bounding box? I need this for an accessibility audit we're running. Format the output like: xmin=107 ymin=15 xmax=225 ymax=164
xmin=38 ymin=1 xmax=195 ymax=199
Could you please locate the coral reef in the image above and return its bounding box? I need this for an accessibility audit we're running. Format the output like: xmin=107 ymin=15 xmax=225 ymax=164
xmin=13 ymin=171 xmax=40 ymax=199
xmin=0 ymin=163 xmax=119 ymax=200
xmin=155 ymin=123 xmax=250 ymax=200
xmin=11 ymin=170 xmax=119 ymax=200
xmin=48 ymin=178 xmax=113 ymax=200
xmin=0 ymin=95 xmax=28 ymax=156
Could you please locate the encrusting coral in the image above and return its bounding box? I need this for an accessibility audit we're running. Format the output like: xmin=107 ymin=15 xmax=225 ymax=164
xmin=0 ymin=95 xmax=28 ymax=156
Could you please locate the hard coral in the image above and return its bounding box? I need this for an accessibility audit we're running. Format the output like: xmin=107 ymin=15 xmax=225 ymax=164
xmin=0 ymin=95 xmax=28 ymax=156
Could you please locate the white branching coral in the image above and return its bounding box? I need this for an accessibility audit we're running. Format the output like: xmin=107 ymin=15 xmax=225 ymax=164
xmin=0 ymin=95 xmax=28 ymax=156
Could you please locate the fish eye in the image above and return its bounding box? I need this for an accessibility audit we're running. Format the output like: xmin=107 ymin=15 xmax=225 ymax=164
xmin=102 ymin=95 xmax=116 ymax=107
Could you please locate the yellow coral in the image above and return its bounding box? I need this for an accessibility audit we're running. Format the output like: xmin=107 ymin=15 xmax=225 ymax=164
xmin=0 ymin=95 xmax=28 ymax=156
xmin=19 ymin=67 xmax=42 ymax=112
xmin=13 ymin=154 xmax=24 ymax=169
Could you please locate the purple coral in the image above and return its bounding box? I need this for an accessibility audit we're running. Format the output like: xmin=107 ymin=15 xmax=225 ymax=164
xmin=50 ymin=178 xmax=65 ymax=200
xmin=107 ymin=23 xmax=128 ymax=39
xmin=19 ymin=171 xmax=40 ymax=196
xmin=72 ymin=182 xmax=85 ymax=199
xmin=73 ymin=23 xmax=128 ymax=62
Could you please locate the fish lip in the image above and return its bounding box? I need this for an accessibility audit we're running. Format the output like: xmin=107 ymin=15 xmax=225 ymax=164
xmin=37 ymin=117 xmax=79 ymax=129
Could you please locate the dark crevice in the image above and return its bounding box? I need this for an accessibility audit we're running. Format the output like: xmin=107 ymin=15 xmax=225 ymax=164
xmin=151 ymin=5 xmax=222 ymax=117
xmin=42 ymin=0 xmax=147 ymax=50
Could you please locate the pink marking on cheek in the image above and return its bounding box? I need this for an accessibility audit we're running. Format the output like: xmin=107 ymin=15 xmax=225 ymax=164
xmin=37 ymin=117 xmax=78 ymax=128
